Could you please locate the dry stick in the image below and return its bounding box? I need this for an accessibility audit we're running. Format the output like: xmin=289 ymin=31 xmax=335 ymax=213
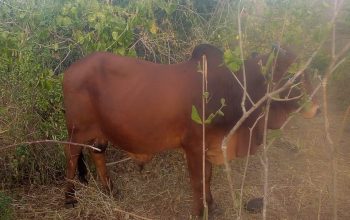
xmin=112 ymin=207 xmax=153 ymax=220
xmin=221 ymin=3 xmax=251 ymax=213
xmin=222 ymin=136 xmax=237 ymax=211
xmin=201 ymin=55 xmax=209 ymax=219
xmin=265 ymin=14 xmax=289 ymax=218
xmin=53 ymin=49 xmax=71 ymax=74
xmin=261 ymin=76 xmax=321 ymax=160
xmin=236 ymin=58 xmax=337 ymax=218
xmin=317 ymin=187 xmax=323 ymax=220
xmin=332 ymin=0 xmax=338 ymax=60
xmin=322 ymin=1 xmax=349 ymax=217
xmin=237 ymin=113 xmax=265 ymax=219
xmin=221 ymin=28 xmax=325 ymax=217
xmin=237 ymin=1 xmax=247 ymax=114
xmin=0 ymin=140 xmax=101 ymax=152
xmin=106 ymin=157 xmax=132 ymax=167
xmin=262 ymin=18 xmax=288 ymax=219
xmin=236 ymin=78 xmax=321 ymax=218
xmin=336 ymin=105 xmax=350 ymax=144
xmin=280 ymin=77 xmax=323 ymax=130
xmin=322 ymin=72 xmax=338 ymax=220
xmin=231 ymin=70 xmax=255 ymax=105
xmin=280 ymin=43 xmax=348 ymax=220
xmin=262 ymin=94 xmax=272 ymax=220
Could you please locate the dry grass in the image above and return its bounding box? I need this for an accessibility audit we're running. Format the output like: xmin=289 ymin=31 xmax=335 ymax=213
xmin=3 ymin=98 xmax=350 ymax=219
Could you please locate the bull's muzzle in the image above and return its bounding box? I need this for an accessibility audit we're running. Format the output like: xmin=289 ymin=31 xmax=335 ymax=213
xmin=301 ymin=102 xmax=320 ymax=119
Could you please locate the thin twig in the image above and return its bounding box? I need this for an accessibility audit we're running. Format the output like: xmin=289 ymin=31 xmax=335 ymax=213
xmin=237 ymin=2 xmax=247 ymax=114
xmin=106 ymin=157 xmax=132 ymax=166
xmin=237 ymin=113 xmax=265 ymax=219
xmin=201 ymin=54 xmax=208 ymax=219
xmin=222 ymin=4 xmax=333 ymax=214
xmin=262 ymin=90 xmax=272 ymax=220
xmin=336 ymin=105 xmax=350 ymax=144
xmin=53 ymin=49 xmax=71 ymax=74
xmin=112 ymin=207 xmax=153 ymax=220
xmin=0 ymin=140 xmax=101 ymax=152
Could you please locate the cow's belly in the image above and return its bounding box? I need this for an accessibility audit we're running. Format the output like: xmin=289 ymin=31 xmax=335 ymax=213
xmin=104 ymin=122 xmax=184 ymax=154
xmin=95 ymin=95 xmax=189 ymax=154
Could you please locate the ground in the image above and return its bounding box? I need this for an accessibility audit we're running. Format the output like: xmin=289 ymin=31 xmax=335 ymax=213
xmin=4 ymin=97 xmax=350 ymax=220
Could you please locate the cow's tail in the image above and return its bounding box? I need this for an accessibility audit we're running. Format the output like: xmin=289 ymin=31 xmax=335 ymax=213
xmin=77 ymin=152 xmax=88 ymax=184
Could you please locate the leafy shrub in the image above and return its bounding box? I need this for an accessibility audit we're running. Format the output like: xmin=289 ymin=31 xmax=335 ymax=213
xmin=0 ymin=192 xmax=12 ymax=220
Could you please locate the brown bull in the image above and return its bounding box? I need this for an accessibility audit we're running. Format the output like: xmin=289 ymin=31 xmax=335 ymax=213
xmin=62 ymin=44 xmax=319 ymax=216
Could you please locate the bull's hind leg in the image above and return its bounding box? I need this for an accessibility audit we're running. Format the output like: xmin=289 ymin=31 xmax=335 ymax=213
xmin=64 ymin=143 xmax=82 ymax=207
xmin=89 ymin=140 xmax=114 ymax=196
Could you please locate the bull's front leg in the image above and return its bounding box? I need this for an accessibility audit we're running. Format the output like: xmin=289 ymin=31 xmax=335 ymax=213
xmin=184 ymin=147 xmax=213 ymax=217
xmin=64 ymin=144 xmax=82 ymax=207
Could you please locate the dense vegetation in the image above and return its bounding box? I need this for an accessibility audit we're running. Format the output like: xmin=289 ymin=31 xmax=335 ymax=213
xmin=0 ymin=0 xmax=349 ymax=218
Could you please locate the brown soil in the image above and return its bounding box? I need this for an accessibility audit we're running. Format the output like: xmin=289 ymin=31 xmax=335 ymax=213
xmin=5 ymin=99 xmax=350 ymax=220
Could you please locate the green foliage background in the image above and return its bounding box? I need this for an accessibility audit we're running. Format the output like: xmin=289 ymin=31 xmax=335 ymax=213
xmin=0 ymin=0 xmax=347 ymax=191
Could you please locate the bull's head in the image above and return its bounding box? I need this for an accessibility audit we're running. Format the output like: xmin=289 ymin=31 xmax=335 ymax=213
xmin=267 ymin=45 xmax=320 ymax=129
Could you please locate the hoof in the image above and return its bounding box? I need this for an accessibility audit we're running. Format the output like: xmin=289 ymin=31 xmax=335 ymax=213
xmin=245 ymin=197 xmax=263 ymax=213
xmin=64 ymin=198 xmax=78 ymax=208
xmin=209 ymin=202 xmax=221 ymax=216
xmin=137 ymin=164 xmax=144 ymax=173
xmin=189 ymin=203 xmax=221 ymax=220
xmin=102 ymin=187 xmax=119 ymax=199
xmin=78 ymin=176 xmax=89 ymax=185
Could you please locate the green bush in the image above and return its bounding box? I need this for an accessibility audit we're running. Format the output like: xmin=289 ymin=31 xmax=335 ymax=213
xmin=0 ymin=192 xmax=12 ymax=220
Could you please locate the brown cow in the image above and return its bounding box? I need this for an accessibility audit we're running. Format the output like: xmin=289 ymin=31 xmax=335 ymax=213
xmin=62 ymin=44 xmax=319 ymax=216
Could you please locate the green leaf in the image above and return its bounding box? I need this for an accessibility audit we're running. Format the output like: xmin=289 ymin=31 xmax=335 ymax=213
xmin=62 ymin=17 xmax=72 ymax=26
xmin=70 ymin=7 xmax=78 ymax=16
xmin=204 ymin=113 xmax=215 ymax=124
xmin=165 ymin=3 xmax=176 ymax=15
xmin=224 ymin=49 xmax=242 ymax=72
xmin=267 ymin=129 xmax=283 ymax=140
xmin=115 ymin=47 xmax=125 ymax=55
xmin=94 ymin=23 xmax=102 ymax=32
xmin=217 ymin=110 xmax=224 ymax=116
xmin=112 ymin=31 xmax=119 ymax=41
xmin=203 ymin=91 xmax=209 ymax=99
xmin=53 ymin=43 xmax=59 ymax=51
xmin=149 ymin=20 xmax=158 ymax=34
xmin=191 ymin=105 xmax=202 ymax=124
xmin=0 ymin=106 xmax=7 ymax=115
xmin=220 ymin=98 xmax=226 ymax=106
xmin=287 ymin=63 xmax=299 ymax=74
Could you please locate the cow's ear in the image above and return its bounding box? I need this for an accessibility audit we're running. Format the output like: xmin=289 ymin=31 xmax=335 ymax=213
xmin=251 ymin=52 xmax=259 ymax=58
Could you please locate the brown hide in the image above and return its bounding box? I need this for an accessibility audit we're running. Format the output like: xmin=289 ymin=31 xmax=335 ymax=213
xmin=63 ymin=44 xmax=318 ymax=216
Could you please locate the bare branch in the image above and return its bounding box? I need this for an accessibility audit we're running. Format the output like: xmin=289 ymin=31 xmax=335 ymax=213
xmin=0 ymin=140 xmax=101 ymax=152
xmin=53 ymin=49 xmax=71 ymax=74
xmin=201 ymin=55 xmax=209 ymax=219
xmin=262 ymin=91 xmax=272 ymax=220
xmin=238 ymin=1 xmax=247 ymax=113
xmin=230 ymin=70 xmax=255 ymax=105
xmin=237 ymin=113 xmax=265 ymax=219
xmin=106 ymin=157 xmax=131 ymax=166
